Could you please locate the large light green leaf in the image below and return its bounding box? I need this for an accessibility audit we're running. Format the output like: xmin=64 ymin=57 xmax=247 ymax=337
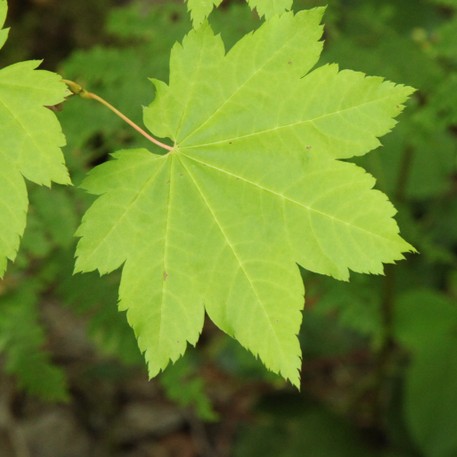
xmin=0 ymin=0 xmax=70 ymax=276
xmin=76 ymin=10 xmax=414 ymax=386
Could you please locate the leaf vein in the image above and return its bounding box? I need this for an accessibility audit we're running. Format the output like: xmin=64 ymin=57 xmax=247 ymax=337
xmin=179 ymin=23 xmax=307 ymax=144
xmin=179 ymin=156 xmax=286 ymax=357
xmin=182 ymin=93 xmax=397 ymax=148
xmin=183 ymin=153 xmax=394 ymax=244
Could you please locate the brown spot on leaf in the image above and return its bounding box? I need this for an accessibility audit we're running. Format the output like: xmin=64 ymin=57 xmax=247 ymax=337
xmin=163 ymin=271 xmax=168 ymax=281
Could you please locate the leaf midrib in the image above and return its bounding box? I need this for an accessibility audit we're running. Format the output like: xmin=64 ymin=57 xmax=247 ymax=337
xmin=181 ymin=92 xmax=397 ymax=150
xmin=178 ymin=155 xmax=290 ymax=365
xmin=77 ymin=157 xmax=168 ymax=271
xmin=179 ymin=15 xmax=315 ymax=145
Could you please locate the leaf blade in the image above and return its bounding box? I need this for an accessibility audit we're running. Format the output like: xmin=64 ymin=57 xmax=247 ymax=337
xmin=75 ymin=150 xmax=206 ymax=377
xmin=182 ymin=148 xmax=413 ymax=279
xmin=179 ymin=153 xmax=304 ymax=385
xmin=0 ymin=1 xmax=70 ymax=276
xmin=77 ymin=9 xmax=414 ymax=384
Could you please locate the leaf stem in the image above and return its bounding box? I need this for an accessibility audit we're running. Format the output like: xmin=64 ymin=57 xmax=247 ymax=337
xmin=62 ymin=79 xmax=173 ymax=152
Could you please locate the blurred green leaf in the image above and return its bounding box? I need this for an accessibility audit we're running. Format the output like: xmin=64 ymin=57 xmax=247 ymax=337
xmin=0 ymin=283 xmax=68 ymax=401
xmin=404 ymin=336 xmax=457 ymax=457
xmin=394 ymin=289 xmax=457 ymax=352
xmin=160 ymin=353 xmax=217 ymax=421
xmin=235 ymin=399 xmax=375 ymax=457
xmin=57 ymin=266 xmax=142 ymax=365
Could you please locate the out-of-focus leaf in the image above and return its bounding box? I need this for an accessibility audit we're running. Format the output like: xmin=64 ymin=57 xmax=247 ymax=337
xmin=160 ymin=353 xmax=217 ymax=421
xmin=235 ymin=399 xmax=376 ymax=457
xmin=394 ymin=289 xmax=457 ymax=352
xmin=404 ymin=336 xmax=457 ymax=457
xmin=0 ymin=284 xmax=68 ymax=401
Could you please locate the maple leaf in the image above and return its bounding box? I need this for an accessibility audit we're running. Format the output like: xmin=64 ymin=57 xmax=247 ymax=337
xmin=0 ymin=0 xmax=70 ymax=276
xmin=75 ymin=9 xmax=414 ymax=386
xmin=186 ymin=0 xmax=292 ymax=27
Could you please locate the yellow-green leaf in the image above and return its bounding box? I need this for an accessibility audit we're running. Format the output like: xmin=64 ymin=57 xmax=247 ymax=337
xmin=0 ymin=0 xmax=70 ymax=276
xmin=76 ymin=10 xmax=414 ymax=386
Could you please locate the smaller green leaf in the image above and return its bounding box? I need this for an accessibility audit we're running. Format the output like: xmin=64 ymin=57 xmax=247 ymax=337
xmin=0 ymin=0 xmax=70 ymax=276
xmin=0 ymin=61 xmax=69 ymax=185
xmin=405 ymin=336 xmax=457 ymax=457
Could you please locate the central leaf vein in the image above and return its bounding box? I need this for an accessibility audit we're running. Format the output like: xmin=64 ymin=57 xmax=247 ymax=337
xmin=182 ymin=94 xmax=395 ymax=149
xmin=179 ymin=23 xmax=313 ymax=145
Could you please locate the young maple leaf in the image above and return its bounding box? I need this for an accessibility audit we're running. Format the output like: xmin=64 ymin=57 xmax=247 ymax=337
xmin=75 ymin=9 xmax=415 ymax=386
xmin=186 ymin=0 xmax=293 ymax=27
xmin=0 ymin=0 xmax=70 ymax=276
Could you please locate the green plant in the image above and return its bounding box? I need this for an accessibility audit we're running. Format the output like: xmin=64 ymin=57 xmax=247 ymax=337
xmin=2 ymin=1 xmax=457 ymax=455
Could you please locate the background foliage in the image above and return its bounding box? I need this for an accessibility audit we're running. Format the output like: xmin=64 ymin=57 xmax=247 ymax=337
xmin=0 ymin=0 xmax=456 ymax=456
